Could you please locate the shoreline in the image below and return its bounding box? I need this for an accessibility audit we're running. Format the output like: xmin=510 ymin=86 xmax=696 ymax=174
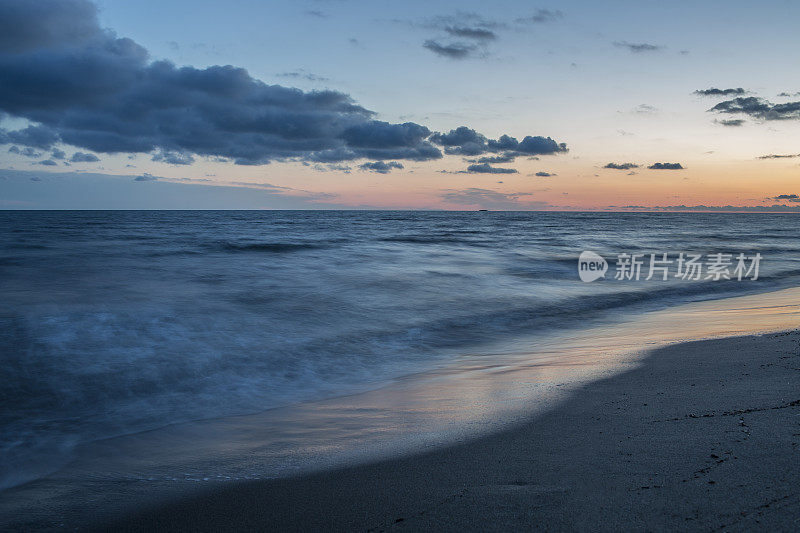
xmin=110 ymin=331 xmax=800 ymax=531
xmin=2 ymin=288 xmax=800 ymax=530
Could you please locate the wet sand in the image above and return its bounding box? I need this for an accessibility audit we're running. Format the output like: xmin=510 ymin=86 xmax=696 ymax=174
xmin=103 ymin=331 xmax=800 ymax=531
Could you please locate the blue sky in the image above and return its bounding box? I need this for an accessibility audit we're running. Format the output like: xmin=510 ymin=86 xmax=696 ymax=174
xmin=2 ymin=0 xmax=800 ymax=209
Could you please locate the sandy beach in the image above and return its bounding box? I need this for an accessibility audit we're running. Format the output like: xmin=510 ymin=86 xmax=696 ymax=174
xmin=87 ymin=331 xmax=800 ymax=531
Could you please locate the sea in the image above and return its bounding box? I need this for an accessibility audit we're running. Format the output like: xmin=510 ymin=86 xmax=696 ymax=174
xmin=1 ymin=210 xmax=799 ymax=491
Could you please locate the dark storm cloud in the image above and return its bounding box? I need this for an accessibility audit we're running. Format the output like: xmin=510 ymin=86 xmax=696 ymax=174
xmin=358 ymin=161 xmax=404 ymax=174
xmin=709 ymin=97 xmax=800 ymax=121
xmin=443 ymin=26 xmax=496 ymax=41
xmin=422 ymin=40 xmax=477 ymax=59
xmin=0 ymin=0 xmax=98 ymax=53
xmin=603 ymin=162 xmax=639 ymax=170
xmin=758 ymin=154 xmax=800 ymax=159
xmin=4 ymin=125 xmax=60 ymax=149
xmin=612 ymin=41 xmax=662 ymax=53
xmin=0 ymin=0 xmax=567 ymax=169
xmin=464 ymin=163 xmax=518 ymax=174
xmin=694 ymin=88 xmax=746 ymax=97
xmin=70 ymin=151 xmax=99 ymax=162
xmin=647 ymin=162 xmax=684 ymax=170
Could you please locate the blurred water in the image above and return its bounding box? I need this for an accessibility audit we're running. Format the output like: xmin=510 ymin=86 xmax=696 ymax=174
xmin=1 ymin=210 xmax=799 ymax=489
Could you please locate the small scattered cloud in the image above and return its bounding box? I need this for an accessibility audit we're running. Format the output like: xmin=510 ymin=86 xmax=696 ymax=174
xmin=359 ymin=161 xmax=404 ymax=174
xmin=70 ymin=152 xmax=100 ymax=163
xmin=463 ymin=163 xmax=517 ymax=174
xmin=444 ymin=26 xmax=496 ymax=41
xmin=613 ymin=41 xmax=663 ymax=53
xmin=773 ymin=194 xmax=800 ymax=202
xmin=694 ymin=87 xmax=746 ymax=97
xmin=470 ymin=153 xmax=516 ymax=164
xmin=534 ymin=171 xmax=555 ymax=177
xmin=758 ymin=153 xmax=800 ymax=159
xmin=276 ymin=69 xmax=330 ymax=82
xmin=423 ymin=39 xmax=477 ymax=59
xmin=778 ymin=91 xmax=800 ymax=97
xmin=50 ymin=148 xmax=66 ymax=159
xmin=632 ymin=104 xmax=658 ymax=115
xmin=648 ymin=162 xmax=684 ymax=170
xmin=11 ymin=146 xmax=42 ymax=158
xmin=151 ymin=151 xmax=195 ymax=165
xmin=709 ymin=97 xmax=800 ymax=121
xmin=305 ymin=10 xmax=326 ymax=18
xmin=714 ymin=118 xmax=745 ymax=127
xmin=431 ymin=126 xmax=568 ymax=158
xmin=134 ymin=173 xmax=159 ymax=181
xmin=38 ymin=159 xmax=57 ymax=166
xmin=603 ymin=162 xmax=639 ymax=170
xmin=440 ymin=187 xmax=549 ymax=210
xmin=515 ymin=9 xmax=564 ymax=24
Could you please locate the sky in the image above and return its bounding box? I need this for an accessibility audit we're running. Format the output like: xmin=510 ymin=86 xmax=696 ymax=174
xmin=1 ymin=0 xmax=800 ymax=210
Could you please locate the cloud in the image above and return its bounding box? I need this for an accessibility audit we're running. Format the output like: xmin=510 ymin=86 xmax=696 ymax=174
xmin=464 ymin=163 xmax=517 ymax=174
xmin=515 ymin=9 xmax=563 ymax=24
xmin=714 ymin=118 xmax=745 ymax=127
xmin=443 ymin=26 xmax=496 ymax=41
xmin=778 ymin=91 xmax=800 ymax=97
xmin=613 ymin=204 xmax=800 ymax=213
xmin=534 ymin=171 xmax=555 ymax=177
xmin=430 ymin=126 xmax=567 ymax=158
xmin=134 ymin=173 xmax=159 ymax=181
xmin=358 ymin=161 xmax=404 ymax=174
xmin=758 ymin=153 xmax=800 ymax=159
xmin=151 ymin=151 xmax=195 ymax=165
xmin=0 ymin=0 xmax=564 ymax=170
xmin=773 ymin=194 xmax=800 ymax=202
xmin=603 ymin=162 xmax=639 ymax=170
xmin=440 ymin=187 xmax=549 ymax=210
xmin=471 ymin=153 xmax=516 ymax=164
xmin=613 ymin=41 xmax=662 ymax=53
xmin=50 ymin=148 xmax=65 ymax=159
xmin=9 ymin=146 xmax=42 ymax=158
xmin=632 ymin=104 xmax=658 ymax=115
xmin=3 ymin=125 xmax=60 ymax=149
xmin=647 ymin=162 xmax=684 ymax=170
xmin=709 ymin=97 xmax=800 ymax=121
xmin=70 ymin=151 xmax=99 ymax=162
xmin=0 ymin=0 xmax=99 ymax=53
xmin=422 ymin=39 xmax=477 ymax=59
xmin=37 ymin=159 xmax=57 ymax=166
xmin=276 ymin=70 xmax=330 ymax=82
xmin=694 ymin=87 xmax=746 ymax=97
